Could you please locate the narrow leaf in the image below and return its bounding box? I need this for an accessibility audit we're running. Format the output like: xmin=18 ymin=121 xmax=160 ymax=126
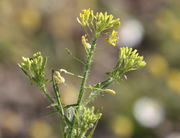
xmin=65 ymin=48 xmax=85 ymax=65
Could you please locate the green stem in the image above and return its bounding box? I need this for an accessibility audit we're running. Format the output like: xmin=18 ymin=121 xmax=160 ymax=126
xmin=52 ymin=70 xmax=64 ymax=115
xmin=68 ymin=34 xmax=99 ymax=138
xmin=41 ymin=84 xmax=70 ymax=126
xmin=85 ymin=78 xmax=114 ymax=105
xmin=77 ymin=36 xmax=98 ymax=105
xmin=79 ymin=130 xmax=86 ymax=138
xmin=52 ymin=70 xmax=66 ymax=122
xmin=41 ymin=85 xmax=55 ymax=104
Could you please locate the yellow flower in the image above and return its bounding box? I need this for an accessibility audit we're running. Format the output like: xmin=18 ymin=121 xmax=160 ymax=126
xmin=77 ymin=9 xmax=120 ymax=34
xmin=77 ymin=8 xmax=93 ymax=27
xmin=107 ymin=47 xmax=146 ymax=79
xmin=95 ymin=12 xmax=120 ymax=32
xmin=105 ymin=30 xmax=118 ymax=46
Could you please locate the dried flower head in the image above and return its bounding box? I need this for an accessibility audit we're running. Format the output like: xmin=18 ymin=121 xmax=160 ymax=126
xmin=82 ymin=34 xmax=91 ymax=52
xmin=53 ymin=71 xmax=65 ymax=84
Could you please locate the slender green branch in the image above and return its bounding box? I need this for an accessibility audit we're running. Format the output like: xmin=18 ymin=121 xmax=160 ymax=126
xmin=41 ymin=83 xmax=71 ymax=126
xmin=40 ymin=84 xmax=55 ymax=104
xmin=52 ymin=70 xmax=65 ymax=116
xmin=69 ymin=34 xmax=100 ymax=138
xmin=64 ymin=104 xmax=78 ymax=109
xmin=65 ymin=48 xmax=85 ymax=65
xmin=87 ymin=120 xmax=99 ymax=138
xmin=85 ymin=78 xmax=114 ymax=105
xmin=77 ymin=35 xmax=99 ymax=105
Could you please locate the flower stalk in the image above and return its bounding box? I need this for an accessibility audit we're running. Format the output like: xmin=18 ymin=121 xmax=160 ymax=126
xmin=77 ymin=35 xmax=99 ymax=105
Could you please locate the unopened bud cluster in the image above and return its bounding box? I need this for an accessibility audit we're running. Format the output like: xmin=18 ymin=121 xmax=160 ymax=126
xmin=78 ymin=8 xmax=121 ymax=49
xmin=18 ymin=52 xmax=47 ymax=86
xmin=108 ymin=47 xmax=146 ymax=79
xmin=78 ymin=106 xmax=102 ymax=135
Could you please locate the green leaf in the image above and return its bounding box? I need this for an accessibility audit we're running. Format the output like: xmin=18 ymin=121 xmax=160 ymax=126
xmin=47 ymin=103 xmax=59 ymax=108
xmin=64 ymin=104 xmax=78 ymax=109
xmin=65 ymin=48 xmax=85 ymax=65
xmin=45 ymin=110 xmax=60 ymax=116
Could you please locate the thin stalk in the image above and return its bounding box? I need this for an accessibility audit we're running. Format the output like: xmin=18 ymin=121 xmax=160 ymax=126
xmin=85 ymin=78 xmax=114 ymax=105
xmin=52 ymin=70 xmax=64 ymax=115
xmin=77 ymin=35 xmax=98 ymax=105
xmin=41 ymin=84 xmax=70 ymax=126
xmin=41 ymin=84 xmax=55 ymax=104
xmin=52 ymin=70 xmax=66 ymax=121
xmin=68 ymin=34 xmax=100 ymax=138
xmin=79 ymin=130 xmax=86 ymax=138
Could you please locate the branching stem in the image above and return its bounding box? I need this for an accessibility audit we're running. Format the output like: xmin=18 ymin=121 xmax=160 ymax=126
xmin=69 ymin=34 xmax=100 ymax=138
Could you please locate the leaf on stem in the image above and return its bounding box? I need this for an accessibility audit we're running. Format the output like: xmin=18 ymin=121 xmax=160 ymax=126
xmin=65 ymin=48 xmax=85 ymax=65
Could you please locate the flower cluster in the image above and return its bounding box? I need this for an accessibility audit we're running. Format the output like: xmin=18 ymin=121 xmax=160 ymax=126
xmin=108 ymin=47 xmax=146 ymax=79
xmin=77 ymin=106 xmax=102 ymax=137
xmin=95 ymin=11 xmax=120 ymax=33
xmin=78 ymin=8 xmax=120 ymax=47
xmin=65 ymin=106 xmax=102 ymax=137
xmin=18 ymin=52 xmax=47 ymax=86
xmin=77 ymin=9 xmax=120 ymax=33
xmin=105 ymin=30 xmax=119 ymax=46
xmin=77 ymin=9 xmax=94 ymax=28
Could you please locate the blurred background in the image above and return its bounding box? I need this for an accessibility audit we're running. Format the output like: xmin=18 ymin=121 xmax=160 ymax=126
xmin=0 ymin=0 xmax=180 ymax=138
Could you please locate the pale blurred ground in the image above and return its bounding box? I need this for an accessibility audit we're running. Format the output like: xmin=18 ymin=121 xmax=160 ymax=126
xmin=0 ymin=0 xmax=180 ymax=138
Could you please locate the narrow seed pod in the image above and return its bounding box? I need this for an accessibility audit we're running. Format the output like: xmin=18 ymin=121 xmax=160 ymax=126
xmin=104 ymin=89 xmax=116 ymax=94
